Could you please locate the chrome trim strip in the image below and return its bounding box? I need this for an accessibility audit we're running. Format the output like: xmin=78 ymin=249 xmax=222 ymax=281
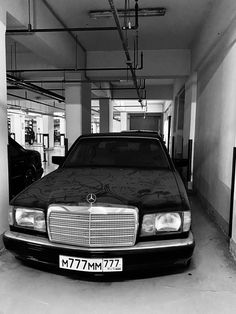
xmin=4 ymin=230 xmax=194 ymax=252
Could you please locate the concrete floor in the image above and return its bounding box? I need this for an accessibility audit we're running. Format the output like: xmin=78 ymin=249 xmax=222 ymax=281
xmin=1 ymin=195 xmax=236 ymax=314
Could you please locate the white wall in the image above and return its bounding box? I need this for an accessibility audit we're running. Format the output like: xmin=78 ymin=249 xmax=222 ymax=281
xmin=10 ymin=113 xmax=25 ymax=145
xmin=192 ymin=0 xmax=236 ymax=71
xmin=163 ymin=101 xmax=173 ymax=154
xmin=182 ymin=73 xmax=197 ymax=188
xmin=191 ymin=0 xmax=236 ymax=237
xmin=194 ymin=44 xmax=236 ymax=232
xmin=183 ymin=73 xmax=197 ymax=156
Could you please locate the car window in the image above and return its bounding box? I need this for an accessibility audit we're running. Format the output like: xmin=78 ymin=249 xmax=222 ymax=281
xmin=63 ymin=137 xmax=170 ymax=169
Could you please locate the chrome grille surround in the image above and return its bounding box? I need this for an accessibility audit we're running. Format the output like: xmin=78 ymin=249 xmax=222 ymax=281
xmin=47 ymin=204 xmax=139 ymax=248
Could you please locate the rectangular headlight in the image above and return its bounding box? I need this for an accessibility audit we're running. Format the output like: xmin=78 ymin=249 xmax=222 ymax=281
xmin=14 ymin=208 xmax=46 ymax=232
xmin=155 ymin=212 xmax=181 ymax=232
xmin=140 ymin=211 xmax=191 ymax=236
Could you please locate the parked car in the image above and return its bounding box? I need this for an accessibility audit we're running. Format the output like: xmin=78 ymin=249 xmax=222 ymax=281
xmin=4 ymin=131 xmax=194 ymax=276
xmin=25 ymin=127 xmax=35 ymax=145
xmin=8 ymin=136 xmax=44 ymax=199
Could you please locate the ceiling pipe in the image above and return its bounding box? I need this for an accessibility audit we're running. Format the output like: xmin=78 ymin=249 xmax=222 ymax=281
xmin=108 ymin=0 xmax=143 ymax=105
xmin=28 ymin=85 xmax=146 ymax=92
xmin=9 ymin=86 xmax=145 ymax=93
xmin=6 ymin=26 xmax=122 ymax=34
xmin=27 ymin=0 xmax=32 ymax=32
xmin=6 ymin=66 xmax=136 ymax=73
xmin=24 ymin=79 xmax=123 ymax=83
xmin=6 ymin=52 xmax=143 ymax=73
xmin=7 ymin=74 xmax=65 ymax=102
xmin=92 ymin=86 xmax=145 ymax=91
xmin=24 ymin=78 xmax=145 ymax=86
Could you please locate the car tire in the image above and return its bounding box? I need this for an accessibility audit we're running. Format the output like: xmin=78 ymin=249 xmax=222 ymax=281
xmin=24 ymin=168 xmax=36 ymax=187
xmin=29 ymin=138 xmax=34 ymax=145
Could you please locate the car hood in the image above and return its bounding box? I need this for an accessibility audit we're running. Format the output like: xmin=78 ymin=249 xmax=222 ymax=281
xmin=11 ymin=167 xmax=183 ymax=212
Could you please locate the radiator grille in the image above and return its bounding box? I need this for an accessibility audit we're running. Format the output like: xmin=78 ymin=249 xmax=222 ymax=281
xmin=48 ymin=207 xmax=138 ymax=247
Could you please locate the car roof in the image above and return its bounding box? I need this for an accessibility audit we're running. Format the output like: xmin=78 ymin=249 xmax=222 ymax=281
xmin=80 ymin=130 xmax=162 ymax=140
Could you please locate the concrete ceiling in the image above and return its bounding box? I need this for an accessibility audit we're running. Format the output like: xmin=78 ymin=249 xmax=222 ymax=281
xmin=5 ymin=0 xmax=215 ymax=109
xmin=6 ymin=0 xmax=215 ymax=53
xmin=41 ymin=0 xmax=214 ymax=51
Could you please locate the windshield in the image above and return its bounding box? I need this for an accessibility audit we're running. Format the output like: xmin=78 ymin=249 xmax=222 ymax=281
xmin=63 ymin=137 xmax=170 ymax=169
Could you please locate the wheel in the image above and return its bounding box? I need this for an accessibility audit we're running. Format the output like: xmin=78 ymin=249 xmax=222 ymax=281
xmin=24 ymin=168 xmax=36 ymax=187
xmin=29 ymin=138 xmax=34 ymax=145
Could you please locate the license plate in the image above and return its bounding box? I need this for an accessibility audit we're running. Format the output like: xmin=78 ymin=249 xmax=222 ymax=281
xmin=59 ymin=255 xmax=123 ymax=272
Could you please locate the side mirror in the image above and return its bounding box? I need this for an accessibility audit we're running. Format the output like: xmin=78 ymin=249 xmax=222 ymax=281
xmin=173 ymin=158 xmax=188 ymax=168
xmin=52 ymin=156 xmax=65 ymax=166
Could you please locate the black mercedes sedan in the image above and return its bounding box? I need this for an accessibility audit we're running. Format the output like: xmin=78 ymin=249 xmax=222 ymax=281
xmin=8 ymin=136 xmax=44 ymax=199
xmin=4 ymin=131 xmax=194 ymax=275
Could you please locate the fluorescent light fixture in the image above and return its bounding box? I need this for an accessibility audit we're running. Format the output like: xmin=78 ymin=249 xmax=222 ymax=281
xmin=89 ymin=8 xmax=166 ymax=19
xmin=8 ymin=109 xmax=24 ymax=115
xmin=53 ymin=112 xmax=65 ymax=117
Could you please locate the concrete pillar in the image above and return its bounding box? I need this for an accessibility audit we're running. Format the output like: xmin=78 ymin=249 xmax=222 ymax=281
xmin=65 ymin=84 xmax=82 ymax=148
xmin=10 ymin=113 xmax=25 ymax=145
xmin=100 ymin=98 xmax=113 ymax=133
xmin=43 ymin=115 xmax=54 ymax=149
xmin=109 ymin=100 xmax=114 ymax=132
xmin=113 ymin=119 xmax=121 ymax=132
xmin=58 ymin=117 xmax=66 ymax=146
xmin=120 ymin=112 xmax=128 ymax=131
xmin=65 ymin=82 xmax=91 ymax=148
xmin=36 ymin=116 xmax=43 ymax=133
xmin=36 ymin=116 xmax=43 ymax=144
xmin=0 ymin=9 xmax=9 ymax=249
xmin=59 ymin=117 xmax=66 ymax=134
xmin=81 ymin=82 xmax=91 ymax=134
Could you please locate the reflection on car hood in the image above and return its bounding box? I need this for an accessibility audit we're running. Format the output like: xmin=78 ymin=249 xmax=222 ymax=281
xmin=11 ymin=167 xmax=183 ymax=212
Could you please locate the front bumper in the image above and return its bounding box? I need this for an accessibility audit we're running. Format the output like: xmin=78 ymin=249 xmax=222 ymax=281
xmin=3 ymin=230 xmax=194 ymax=274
